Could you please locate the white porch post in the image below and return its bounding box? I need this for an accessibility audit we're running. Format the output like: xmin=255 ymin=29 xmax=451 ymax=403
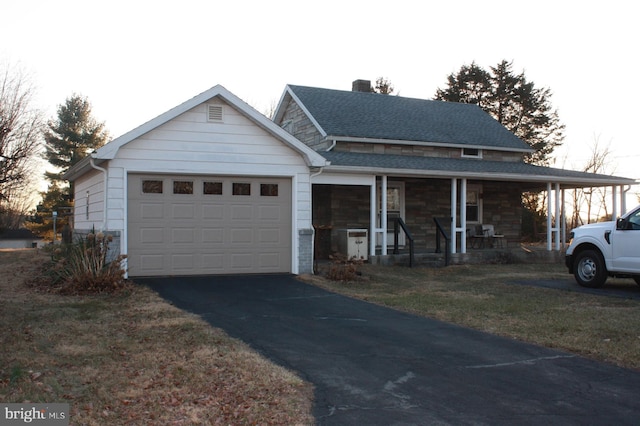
xmin=370 ymin=176 xmax=377 ymax=258
xmin=451 ymin=178 xmax=457 ymax=254
xmin=612 ymin=185 xmax=618 ymax=220
xmin=546 ymin=182 xmax=561 ymax=251
xmin=554 ymin=183 xmax=561 ymax=251
xmin=546 ymin=182 xmax=552 ymax=251
xmin=381 ymin=175 xmax=388 ymax=255
xmin=460 ymin=178 xmax=467 ymax=253
xmin=561 ymin=189 xmax=566 ymax=248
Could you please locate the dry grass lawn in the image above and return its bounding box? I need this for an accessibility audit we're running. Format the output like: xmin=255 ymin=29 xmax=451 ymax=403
xmin=0 ymin=249 xmax=314 ymax=425
xmin=304 ymin=261 xmax=640 ymax=370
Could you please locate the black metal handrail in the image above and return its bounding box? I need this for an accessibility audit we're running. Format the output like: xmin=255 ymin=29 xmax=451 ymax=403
xmin=433 ymin=217 xmax=451 ymax=266
xmin=393 ymin=217 xmax=415 ymax=267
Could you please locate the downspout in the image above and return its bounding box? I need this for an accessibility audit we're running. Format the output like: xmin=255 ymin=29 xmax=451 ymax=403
xmin=89 ymin=155 xmax=108 ymax=231
xmin=309 ymin=165 xmax=324 ymax=273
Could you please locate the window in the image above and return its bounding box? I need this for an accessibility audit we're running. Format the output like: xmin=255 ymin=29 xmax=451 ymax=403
xmin=142 ymin=180 xmax=163 ymax=194
xmin=173 ymin=181 xmax=194 ymax=194
xmin=260 ymin=183 xmax=278 ymax=196
xmin=466 ymin=185 xmax=482 ymax=222
xmin=462 ymin=148 xmax=482 ymax=158
xmin=203 ymin=181 xmax=223 ymax=195
xmin=233 ymin=182 xmax=251 ymax=196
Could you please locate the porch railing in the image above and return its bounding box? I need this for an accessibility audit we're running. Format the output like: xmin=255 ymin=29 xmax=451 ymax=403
xmin=433 ymin=217 xmax=451 ymax=266
xmin=393 ymin=217 xmax=415 ymax=267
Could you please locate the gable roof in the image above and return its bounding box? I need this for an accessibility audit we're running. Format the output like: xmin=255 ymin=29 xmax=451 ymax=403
xmin=275 ymin=85 xmax=533 ymax=153
xmin=64 ymin=85 xmax=328 ymax=181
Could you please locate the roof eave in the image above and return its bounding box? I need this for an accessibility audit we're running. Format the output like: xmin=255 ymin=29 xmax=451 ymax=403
xmin=322 ymin=165 xmax=637 ymax=188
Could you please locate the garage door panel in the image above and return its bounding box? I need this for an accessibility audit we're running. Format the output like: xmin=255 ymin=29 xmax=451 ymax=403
xmin=140 ymin=203 xmax=164 ymax=219
xmin=259 ymin=252 xmax=281 ymax=268
xmin=171 ymin=254 xmax=195 ymax=270
xmin=128 ymin=174 xmax=291 ymax=276
xmin=171 ymin=228 xmax=195 ymax=244
xmin=140 ymin=228 xmax=164 ymax=244
xmin=230 ymin=228 xmax=253 ymax=244
xmin=231 ymin=253 xmax=254 ymax=270
xmin=231 ymin=205 xmax=253 ymax=220
xmin=259 ymin=228 xmax=281 ymax=243
xmin=140 ymin=254 xmax=165 ymax=271
xmin=259 ymin=205 xmax=283 ymax=221
xmin=202 ymin=228 xmax=224 ymax=243
xmin=172 ymin=204 xmax=195 ymax=219
xmin=202 ymin=204 xmax=224 ymax=220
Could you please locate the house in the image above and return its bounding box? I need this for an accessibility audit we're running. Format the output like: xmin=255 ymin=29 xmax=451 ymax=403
xmin=0 ymin=229 xmax=43 ymax=249
xmin=64 ymin=81 xmax=635 ymax=277
xmin=272 ymin=80 xmax=636 ymax=261
xmin=64 ymin=85 xmax=328 ymax=277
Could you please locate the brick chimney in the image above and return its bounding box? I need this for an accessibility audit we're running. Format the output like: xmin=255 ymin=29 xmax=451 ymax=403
xmin=352 ymin=79 xmax=372 ymax=93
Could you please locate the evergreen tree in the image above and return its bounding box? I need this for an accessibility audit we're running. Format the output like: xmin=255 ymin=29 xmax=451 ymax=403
xmin=43 ymin=95 xmax=109 ymax=197
xmin=434 ymin=60 xmax=564 ymax=166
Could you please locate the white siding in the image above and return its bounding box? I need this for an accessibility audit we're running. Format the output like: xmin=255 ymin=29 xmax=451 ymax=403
xmin=93 ymin=98 xmax=313 ymax=274
xmin=73 ymin=168 xmax=105 ymax=231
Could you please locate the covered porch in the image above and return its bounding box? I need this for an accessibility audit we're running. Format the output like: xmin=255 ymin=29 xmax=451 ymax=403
xmin=311 ymin=170 xmax=635 ymax=265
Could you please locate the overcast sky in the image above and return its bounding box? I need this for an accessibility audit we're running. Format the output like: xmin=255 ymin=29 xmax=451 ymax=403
xmin=3 ymin=0 xmax=638 ymax=202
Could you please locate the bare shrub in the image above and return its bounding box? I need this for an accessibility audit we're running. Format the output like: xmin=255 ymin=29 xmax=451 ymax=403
xmin=46 ymin=231 xmax=127 ymax=294
xmin=327 ymin=253 xmax=364 ymax=281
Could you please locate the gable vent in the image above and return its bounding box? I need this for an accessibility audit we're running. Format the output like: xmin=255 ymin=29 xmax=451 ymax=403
xmin=207 ymin=105 xmax=224 ymax=122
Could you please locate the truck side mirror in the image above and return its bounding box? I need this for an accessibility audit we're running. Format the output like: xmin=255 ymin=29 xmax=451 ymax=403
xmin=616 ymin=217 xmax=628 ymax=230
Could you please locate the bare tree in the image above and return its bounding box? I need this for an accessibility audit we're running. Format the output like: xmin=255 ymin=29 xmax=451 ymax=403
xmin=373 ymin=77 xmax=395 ymax=95
xmin=568 ymin=136 xmax=614 ymax=227
xmin=0 ymin=63 xmax=44 ymax=208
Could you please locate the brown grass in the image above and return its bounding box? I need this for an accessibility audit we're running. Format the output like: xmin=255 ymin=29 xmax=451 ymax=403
xmin=304 ymin=262 xmax=640 ymax=370
xmin=0 ymin=249 xmax=314 ymax=425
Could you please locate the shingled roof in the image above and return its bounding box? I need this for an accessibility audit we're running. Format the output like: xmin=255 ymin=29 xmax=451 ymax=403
xmin=322 ymin=151 xmax=636 ymax=188
xmin=282 ymin=85 xmax=533 ymax=152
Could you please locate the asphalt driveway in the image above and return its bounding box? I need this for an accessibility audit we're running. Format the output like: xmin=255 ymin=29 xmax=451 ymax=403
xmin=138 ymin=274 xmax=640 ymax=425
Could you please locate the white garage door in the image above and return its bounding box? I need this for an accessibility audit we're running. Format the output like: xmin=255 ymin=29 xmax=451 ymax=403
xmin=127 ymin=174 xmax=292 ymax=277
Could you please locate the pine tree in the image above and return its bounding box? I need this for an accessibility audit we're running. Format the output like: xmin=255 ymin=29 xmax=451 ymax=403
xmin=435 ymin=60 xmax=564 ymax=166
xmin=43 ymin=95 xmax=109 ymax=197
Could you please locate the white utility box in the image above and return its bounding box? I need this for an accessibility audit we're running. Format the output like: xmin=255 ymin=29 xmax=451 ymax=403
xmin=337 ymin=229 xmax=368 ymax=259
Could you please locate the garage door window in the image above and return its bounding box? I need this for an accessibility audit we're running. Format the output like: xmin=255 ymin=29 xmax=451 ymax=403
xmin=233 ymin=183 xmax=251 ymax=196
xmin=203 ymin=181 xmax=223 ymax=195
xmin=173 ymin=181 xmax=194 ymax=194
xmin=142 ymin=180 xmax=163 ymax=194
xmin=260 ymin=183 xmax=278 ymax=196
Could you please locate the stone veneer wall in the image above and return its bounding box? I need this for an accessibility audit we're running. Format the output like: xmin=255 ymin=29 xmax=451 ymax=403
xmin=337 ymin=142 xmax=524 ymax=162
xmin=276 ymin=98 xmax=328 ymax=150
xmin=313 ymin=179 xmax=525 ymax=257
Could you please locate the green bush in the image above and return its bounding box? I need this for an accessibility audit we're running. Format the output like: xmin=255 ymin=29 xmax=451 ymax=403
xmin=48 ymin=231 xmax=127 ymax=294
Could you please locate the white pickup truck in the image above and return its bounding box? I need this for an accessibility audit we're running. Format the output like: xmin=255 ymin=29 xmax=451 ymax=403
xmin=565 ymin=205 xmax=640 ymax=288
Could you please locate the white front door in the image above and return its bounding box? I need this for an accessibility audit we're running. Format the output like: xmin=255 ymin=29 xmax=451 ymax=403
xmin=377 ymin=181 xmax=405 ymax=247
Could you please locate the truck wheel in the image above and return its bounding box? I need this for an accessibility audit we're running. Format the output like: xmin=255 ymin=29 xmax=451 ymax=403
xmin=574 ymin=250 xmax=607 ymax=288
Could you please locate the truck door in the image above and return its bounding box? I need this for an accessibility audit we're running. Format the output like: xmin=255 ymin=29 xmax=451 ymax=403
xmin=611 ymin=207 xmax=640 ymax=272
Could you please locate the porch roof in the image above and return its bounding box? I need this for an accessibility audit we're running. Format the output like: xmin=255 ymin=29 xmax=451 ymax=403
xmin=321 ymin=151 xmax=636 ymax=188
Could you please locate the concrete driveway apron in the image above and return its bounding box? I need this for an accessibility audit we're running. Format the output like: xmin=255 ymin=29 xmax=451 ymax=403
xmin=138 ymin=274 xmax=640 ymax=425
